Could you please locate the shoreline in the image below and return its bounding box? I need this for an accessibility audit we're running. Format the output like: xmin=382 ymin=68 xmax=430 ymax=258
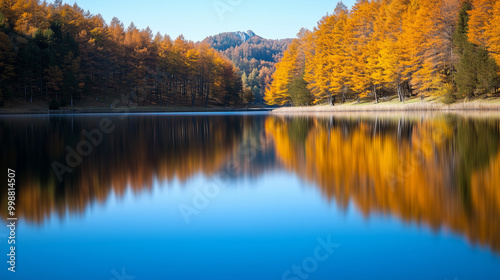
xmin=2 ymin=98 xmax=500 ymax=115
xmin=0 ymin=107 xmax=274 ymax=115
xmin=272 ymin=99 xmax=500 ymax=113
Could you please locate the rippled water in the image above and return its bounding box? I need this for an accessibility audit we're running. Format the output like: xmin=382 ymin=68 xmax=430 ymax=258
xmin=0 ymin=112 xmax=499 ymax=280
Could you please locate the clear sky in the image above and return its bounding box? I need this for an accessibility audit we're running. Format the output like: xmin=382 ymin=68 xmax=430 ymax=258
xmin=58 ymin=0 xmax=355 ymax=42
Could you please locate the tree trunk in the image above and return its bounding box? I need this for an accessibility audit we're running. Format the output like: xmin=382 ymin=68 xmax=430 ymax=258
xmin=205 ymin=82 xmax=209 ymax=108
xmin=397 ymin=83 xmax=403 ymax=102
xmin=42 ymin=76 xmax=46 ymax=97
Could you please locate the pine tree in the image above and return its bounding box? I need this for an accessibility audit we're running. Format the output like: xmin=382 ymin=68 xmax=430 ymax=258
xmin=288 ymin=76 xmax=311 ymax=106
xmin=0 ymin=31 xmax=15 ymax=103
xmin=454 ymin=0 xmax=499 ymax=97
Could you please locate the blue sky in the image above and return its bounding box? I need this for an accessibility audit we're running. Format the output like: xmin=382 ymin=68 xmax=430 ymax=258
xmin=58 ymin=0 xmax=355 ymax=41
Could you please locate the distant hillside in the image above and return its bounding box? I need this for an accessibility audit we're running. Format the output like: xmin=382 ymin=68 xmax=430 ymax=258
xmin=203 ymin=31 xmax=292 ymax=104
xmin=204 ymin=30 xmax=257 ymax=50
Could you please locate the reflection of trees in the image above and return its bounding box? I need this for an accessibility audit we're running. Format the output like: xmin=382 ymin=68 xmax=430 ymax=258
xmin=266 ymin=115 xmax=500 ymax=253
xmin=0 ymin=115 xmax=248 ymax=223
xmin=1 ymin=113 xmax=499 ymax=253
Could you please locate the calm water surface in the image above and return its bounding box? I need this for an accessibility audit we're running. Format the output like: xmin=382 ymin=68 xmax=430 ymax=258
xmin=0 ymin=112 xmax=499 ymax=280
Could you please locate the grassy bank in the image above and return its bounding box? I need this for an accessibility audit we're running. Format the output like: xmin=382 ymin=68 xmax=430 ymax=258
xmin=3 ymin=96 xmax=500 ymax=115
xmin=272 ymin=96 xmax=500 ymax=113
xmin=0 ymin=98 xmax=272 ymax=114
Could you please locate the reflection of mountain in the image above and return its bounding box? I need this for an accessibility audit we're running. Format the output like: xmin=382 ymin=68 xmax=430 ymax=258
xmin=265 ymin=115 xmax=500 ymax=253
xmin=0 ymin=115 xmax=271 ymax=223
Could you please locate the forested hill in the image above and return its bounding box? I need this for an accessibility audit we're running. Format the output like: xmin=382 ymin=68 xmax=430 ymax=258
xmin=0 ymin=0 xmax=245 ymax=109
xmin=203 ymin=31 xmax=292 ymax=104
xmin=203 ymin=30 xmax=257 ymax=50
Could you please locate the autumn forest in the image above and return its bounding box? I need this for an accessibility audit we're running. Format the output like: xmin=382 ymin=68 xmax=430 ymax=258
xmin=2 ymin=0 xmax=500 ymax=109
xmin=265 ymin=0 xmax=500 ymax=106
xmin=0 ymin=0 xmax=247 ymax=108
xmin=2 ymin=113 xmax=500 ymax=253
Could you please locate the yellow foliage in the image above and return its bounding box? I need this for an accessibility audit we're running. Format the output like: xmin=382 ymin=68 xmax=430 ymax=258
xmin=467 ymin=0 xmax=497 ymax=47
xmin=485 ymin=0 xmax=500 ymax=71
xmin=266 ymin=115 xmax=500 ymax=252
xmin=266 ymin=0 xmax=470 ymax=105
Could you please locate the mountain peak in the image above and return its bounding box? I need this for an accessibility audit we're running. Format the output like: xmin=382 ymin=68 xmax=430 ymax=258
xmin=233 ymin=30 xmax=256 ymax=43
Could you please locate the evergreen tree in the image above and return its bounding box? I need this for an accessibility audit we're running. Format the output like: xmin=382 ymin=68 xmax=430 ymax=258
xmin=288 ymin=77 xmax=311 ymax=106
xmin=454 ymin=1 xmax=499 ymax=97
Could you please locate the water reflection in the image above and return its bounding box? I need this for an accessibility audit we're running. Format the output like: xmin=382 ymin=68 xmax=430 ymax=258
xmin=267 ymin=113 xmax=500 ymax=253
xmin=0 ymin=112 xmax=499 ymax=253
xmin=0 ymin=114 xmax=271 ymax=223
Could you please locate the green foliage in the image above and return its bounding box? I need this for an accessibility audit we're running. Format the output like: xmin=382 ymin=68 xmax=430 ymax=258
xmin=205 ymin=31 xmax=290 ymax=65
xmin=453 ymin=1 xmax=499 ymax=98
xmin=49 ymin=99 xmax=59 ymax=110
xmin=287 ymin=117 xmax=313 ymax=146
xmin=0 ymin=31 xmax=15 ymax=102
xmin=1 ymin=1 xmax=246 ymax=108
xmin=454 ymin=118 xmax=500 ymax=198
xmin=455 ymin=44 xmax=499 ymax=99
xmin=204 ymin=31 xmax=291 ymax=104
xmin=266 ymin=0 xmax=500 ymax=105
xmin=476 ymin=53 xmax=499 ymax=93
xmin=288 ymin=77 xmax=312 ymax=106
xmin=452 ymin=1 xmax=472 ymax=57
xmin=455 ymin=43 xmax=479 ymax=97
xmin=242 ymin=88 xmax=254 ymax=105
xmin=0 ymin=11 xmax=8 ymax=31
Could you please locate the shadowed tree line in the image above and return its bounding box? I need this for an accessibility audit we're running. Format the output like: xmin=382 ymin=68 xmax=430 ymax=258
xmin=0 ymin=0 xmax=246 ymax=108
xmin=0 ymin=114 xmax=259 ymax=223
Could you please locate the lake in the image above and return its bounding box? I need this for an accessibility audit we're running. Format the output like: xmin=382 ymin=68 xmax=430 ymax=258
xmin=1 ymin=111 xmax=499 ymax=280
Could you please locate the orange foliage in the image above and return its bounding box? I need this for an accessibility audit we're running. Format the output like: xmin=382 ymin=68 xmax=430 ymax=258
xmin=266 ymin=115 xmax=500 ymax=252
xmin=267 ymin=0 xmax=491 ymax=105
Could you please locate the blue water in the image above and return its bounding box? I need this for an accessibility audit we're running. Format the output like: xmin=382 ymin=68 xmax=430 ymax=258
xmin=1 ymin=113 xmax=499 ymax=280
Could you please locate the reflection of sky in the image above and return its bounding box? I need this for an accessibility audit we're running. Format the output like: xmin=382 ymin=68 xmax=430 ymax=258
xmin=4 ymin=172 xmax=500 ymax=280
